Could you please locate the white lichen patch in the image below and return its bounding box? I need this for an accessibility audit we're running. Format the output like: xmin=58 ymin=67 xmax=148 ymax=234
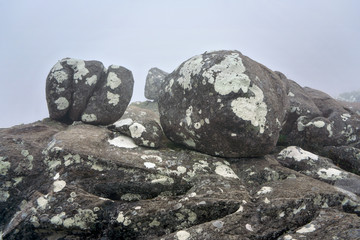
xmin=0 ymin=188 xmax=10 ymax=202
xmin=86 ymin=75 xmax=97 ymax=86
xmin=317 ymin=168 xmax=344 ymax=180
xmin=313 ymin=120 xmax=326 ymax=128
xmin=293 ymin=203 xmax=307 ymax=214
xmin=185 ymin=106 xmax=193 ymax=126
xmin=296 ymin=223 xmax=316 ymax=233
xmin=204 ymin=53 xmax=251 ymax=95
xmin=278 ymin=146 xmax=319 ymax=161
xmin=231 ymin=83 xmax=267 ymax=134
xmin=129 ymin=123 xmax=146 ymax=138
xmin=63 ymin=209 xmax=98 ymax=229
xmin=55 ymin=97 xmax=69 ymax=110
xmin=327 ymin=124 xmax=333 ymax=137
xmin=81 ymin=113 xmax=97 ymax=122
xmin=177 ymin=54 xmax=204 ymax=90
xmin=114 ymin=118 xmax=133 ymax=128
xmin=341 ymin=113 xmax=351 ymax=121
xmin=184 ymin=138 xmax=196 ymax=148
xmin=257 ymin=186 xmax=273 ymax=195
xmin=144 ymin=162 xmax=156 ymax=169
xmin=107 ymin=91 xmax=120 ymax=106
xmin=53 ymin=180 xmax=66 ymax=192
xmin=107 ymin=72 xmax=122 ymax=89
xmin=66 ymin=59 xmax=89 ymax=81
xmin=108 ymin=135 xmax=138 ymax=148
xmin=37 ymin=196 xmax=49 ymax=210
xmin=214 ymin=162 xmax=239 ymax=179
xmin=245 ymin=223 xmax=254 ymax=232
xmin=0 ymin=157 xmax=10 ymax=175
xmin=51 ymin=212 xmax=66 ymax=225
xmin=176 ymin=230 xmax=191 ymax=240
xmin=297 ymin=118 xmax=326 ymax=131
xmin=116 ymin=211 xmax=131 ymax=226
xmin=177 ymin=166 xmax=187 ymax=174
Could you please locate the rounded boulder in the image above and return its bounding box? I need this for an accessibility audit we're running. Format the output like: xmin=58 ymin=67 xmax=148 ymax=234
xmin=158 ymin=50 xmax=289 ymax=157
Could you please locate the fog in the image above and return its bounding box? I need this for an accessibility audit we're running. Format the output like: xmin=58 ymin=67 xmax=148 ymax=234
xmin=1 ymin=0 xmax=359 ymax=128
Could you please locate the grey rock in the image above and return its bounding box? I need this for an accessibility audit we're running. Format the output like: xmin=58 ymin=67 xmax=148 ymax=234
xmin=322 ymin=146 xmax=360 ymax=175
xmin=144 ymin=68 xmax=168 ymax=101
xmin=46 ymin=59 xmax=134 ymax=125
xmin=108 ymin=101 xmax=164 ymax=148
xmin=278 ymin=81 xmax=360 ymax=152
xmin=1 ymin=121 xmax=360 ymax=239
xmin=82 ymin=65 xmax=134 ymax=125
xmin=158 ymin=50 xmax=289 ymax=158
xmin=277 ymin=146 xmax=360 ymax=196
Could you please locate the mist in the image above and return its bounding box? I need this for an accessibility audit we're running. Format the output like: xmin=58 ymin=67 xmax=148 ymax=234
xmin=1 ymin=0 xmax=359 ymax=128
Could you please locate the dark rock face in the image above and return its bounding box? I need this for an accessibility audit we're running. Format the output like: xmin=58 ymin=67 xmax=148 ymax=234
xmin=46 ymin=59 xmax=133 ymax=125
xmin=158 ymin=50 xmax=289 ymax=158
xmin=144 ymin=68 xmax=168 ymax=101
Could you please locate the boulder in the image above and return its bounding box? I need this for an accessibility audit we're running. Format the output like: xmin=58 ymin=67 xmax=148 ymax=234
xmin=46 ymin=58 xmax=134 ymax=125
xmin=158 ymin=50 xmax=289 ymax=158
xmin=2 ymin=120 xmax=360 ymax=239
xmin=144 ymin=68 xmax=168 ymax=101
xmin=81 ymin=65 xmax=134 ymax=125
xmin=277 ymin=146 xmax=360 ymax=196
xmin=278 ymin=80 xmax=360 ymax=152
xmin=108 ymin=102 xmax=164 ymax=148
xmin=322 ymin=146 xmax=360 ymax=175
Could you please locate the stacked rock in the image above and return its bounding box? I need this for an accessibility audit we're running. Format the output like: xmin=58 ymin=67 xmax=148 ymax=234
xmin=46 ymin=58 xmax=133 ymax=125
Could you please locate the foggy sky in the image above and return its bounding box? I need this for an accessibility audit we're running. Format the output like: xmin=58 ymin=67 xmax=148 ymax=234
xmin=1 ymin=0 xmax=359 ymax=128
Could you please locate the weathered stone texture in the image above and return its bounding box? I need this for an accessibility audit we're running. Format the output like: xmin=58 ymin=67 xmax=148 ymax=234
xmin=158 ymin=50 xmax=289 ymax=158
xmin=46 ymin=59 xmax=133 ymax=125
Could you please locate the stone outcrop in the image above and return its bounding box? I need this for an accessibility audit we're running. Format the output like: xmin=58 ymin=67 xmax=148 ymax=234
xmin=46 ymin=58 xmax=134 ymax=125
xmin=158 ymin=50 xmax=289 ymax=158
xmin=1 ymin=112 xmax=360 ymax=239
xmin=144 ymin=68 xmax=168 ymax=101
xmin=2 ymin=50 xmax=360 ymax=239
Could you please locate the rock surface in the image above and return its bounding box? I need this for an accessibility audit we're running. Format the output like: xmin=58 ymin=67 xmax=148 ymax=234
xmin=144 ymin=68 xmax=168 ymax=101
xmin=158 ymin=50 xmax=289 ymax=158
xmin=2 ymin=102 xmax=360 ymax=240
xmin=46 ymin=58 xmax=134 ymax=125
xmin=279 ymin=79 xmax=360 ymax=153
xmin=108 ymin=102 xmax=164 ymax=148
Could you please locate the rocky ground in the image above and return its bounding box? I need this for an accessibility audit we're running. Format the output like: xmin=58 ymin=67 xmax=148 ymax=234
xmin=1 ymin=102 xmax=360 ymax=240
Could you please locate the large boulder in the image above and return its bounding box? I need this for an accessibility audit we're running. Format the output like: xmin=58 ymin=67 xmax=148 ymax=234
xmin=144 ymin=67 xmax=168 ymax=101
xmin=46 ymin=58 xmax=134 ymax=125
xmin=158 ymin=50 xmax=289 ymax=157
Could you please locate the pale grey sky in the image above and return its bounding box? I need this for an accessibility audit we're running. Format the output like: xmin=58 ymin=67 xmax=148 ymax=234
xmin=1 ymin=0 xmax=359 ymax=128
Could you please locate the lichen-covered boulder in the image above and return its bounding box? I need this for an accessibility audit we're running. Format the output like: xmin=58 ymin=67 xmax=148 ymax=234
xmin=277 ymin=80 xmax=360 ymax=152
xmin=109 ymin=102 xmax=164 ymax=148
xmin=46 ymin=58 xmax=134 ymax=125
xmin=158 ymin=50 xmax=289 ymax=157
xmin=277 ymin=146 xmax=360 ymax=196
xmin=81 ymin=65 xmax=134 ymax=125
xmin=144 ymin=67 xmax=168 ymax=101
xmin=278 ymin=79 xmax=322 ymax=146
